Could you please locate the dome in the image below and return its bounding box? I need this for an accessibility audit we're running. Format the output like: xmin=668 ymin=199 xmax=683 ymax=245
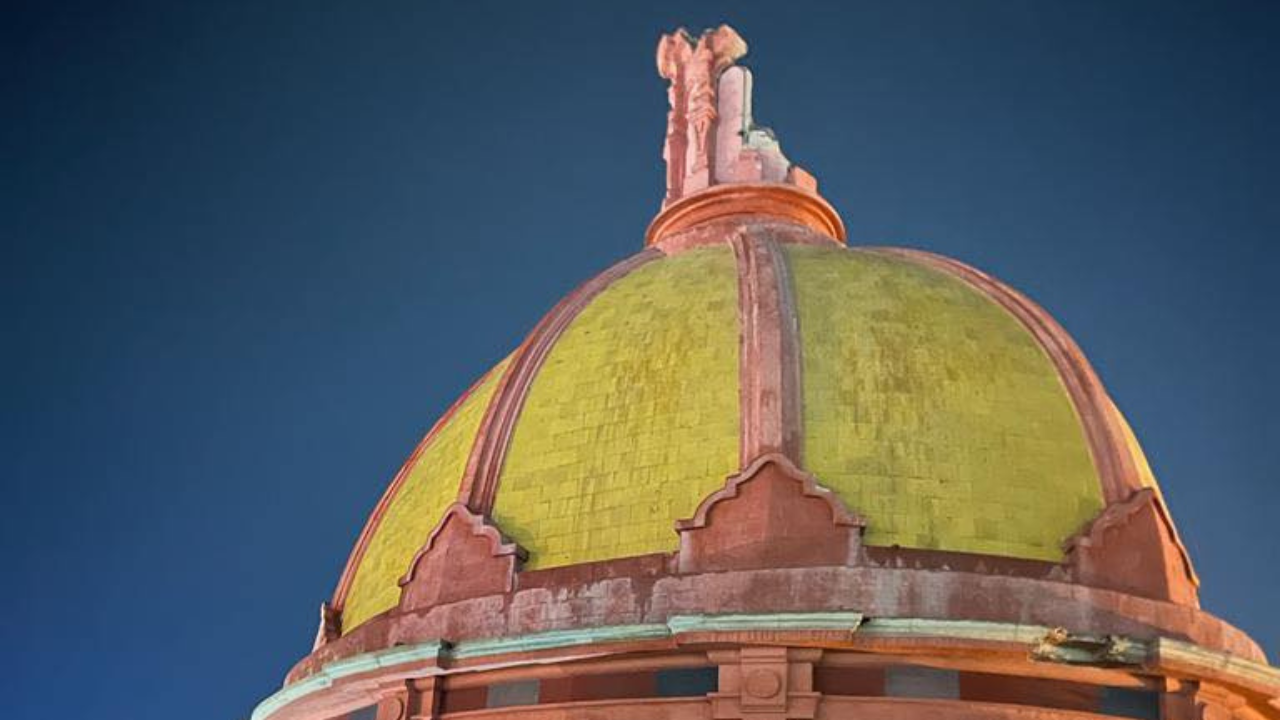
xmin=334 ymin=237 xmax=1181 ymax=634
xmin=257 ymin=24 xmax=1278 ymax=720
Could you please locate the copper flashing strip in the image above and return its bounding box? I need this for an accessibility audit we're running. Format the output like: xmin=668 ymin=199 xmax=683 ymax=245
xmin=730 ymin=232 xmax=803 ymax=465
xmin=868 ymin=248 xmax=1140 ymax=506
xmin=330 ymin=363 xmax=505 ymax=612
xmin=458 ymin=248 xmax=664 ymax=514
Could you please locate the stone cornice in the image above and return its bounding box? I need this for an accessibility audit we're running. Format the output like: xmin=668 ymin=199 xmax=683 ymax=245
xmin=646 ymin=184 xmax=845 ymax=250
xmin=255 ymin=616 xmax=1279 ymax=720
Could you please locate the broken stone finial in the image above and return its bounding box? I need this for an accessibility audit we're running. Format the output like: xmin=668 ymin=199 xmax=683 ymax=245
xmin=656 ymin=25 xmax=817 ymax=208
xmin=312 ymin=601 xmax=341 ymax=649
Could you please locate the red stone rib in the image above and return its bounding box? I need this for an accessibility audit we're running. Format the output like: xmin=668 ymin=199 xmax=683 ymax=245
xmin=458 ymin=248 xmax=664 ymax=514
xmin=730 ymin=231 xmax=803 ymax=465
xmin=330 ymin=364 xmax=503 ymax=611
xmin=868 ymin=248 xmax=1140 ymax=505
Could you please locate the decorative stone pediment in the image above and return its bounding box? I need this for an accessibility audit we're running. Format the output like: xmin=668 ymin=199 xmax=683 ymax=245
xmin=1064 ymin=488 xmax=1199 ymax=606
xmin=398 ymin=503 xmax=527 ymax=612
xmin=675 ymin=453 xmax=865 ymax=574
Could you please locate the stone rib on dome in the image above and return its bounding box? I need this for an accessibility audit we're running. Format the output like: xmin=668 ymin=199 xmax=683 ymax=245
xmin=495 ymin=245 xmax=742 ymax=569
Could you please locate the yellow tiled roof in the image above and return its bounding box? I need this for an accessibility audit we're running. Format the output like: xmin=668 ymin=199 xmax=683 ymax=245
xmin=340 ymin=357 xmax=510 ymax=632
xmin=495 ymin=246 xmax=741 ymax=569
xmin=338 ymin=244 xmax=1141 ymax=633
xmin=789 ymin=246 xmax=1102 ymax=561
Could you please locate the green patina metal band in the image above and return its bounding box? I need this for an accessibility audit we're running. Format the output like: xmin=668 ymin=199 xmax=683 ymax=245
xmin=450 ymin=623 xmax=671 ymax=659
xmin=252 ymin=615 xmax=1279 ymax=720
xmin=252 ymin=642 xmax=446 ymax=720
xmin=857 ymin=618 xmax=1052 ymax=644
xmin=254 ymin=612 xmax=862 ymax=719
xmin=252 ymin=673 xmax=334 ymax=720
xmin=450 ymin=612 xmax=867 ymax=658
xmin=1155 ymin=638 xmax=1280 ymax=689
xmin=667 ymin=611 xmax=863 ymax=634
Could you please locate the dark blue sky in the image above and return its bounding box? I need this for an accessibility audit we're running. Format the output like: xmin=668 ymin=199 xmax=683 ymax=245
xmin=2 ymin=2 xmax=1277 ymax=718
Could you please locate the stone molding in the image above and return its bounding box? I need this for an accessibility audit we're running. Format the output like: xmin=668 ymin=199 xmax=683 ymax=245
xmin=301 ymin=559 xmax=1263 ymax=685
xmin=647 ymin=184 xmax=845 ymax=249
xmin=257 ymin=618 xmax=1280 ymax=720
xmin=398 ymin=503 xmax=527 ymax=613
xmin=1064 ymin=488 xmax=1199 ymax=605
xmin=708 ymin=647 xmax=821 ymax=719
xmin=675 ymin=453 xmax=865 ymax=573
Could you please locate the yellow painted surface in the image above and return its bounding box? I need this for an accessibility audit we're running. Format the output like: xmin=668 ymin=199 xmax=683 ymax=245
xmin=494 ymin=247 xmax=741 ymax=569
xmin=787 ymin=246 xmax=1104 ymax=561
xmin=342 ymin=357 xmax=509 ymax=632
xmin=1108 ymin=396 xmax=1158 ymax=490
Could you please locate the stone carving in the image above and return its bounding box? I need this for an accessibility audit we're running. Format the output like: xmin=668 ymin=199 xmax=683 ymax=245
xmin=657 ymin=25 xmax=815 ymax=207
xmin=1064 ymin=487 xmax=1199 ymax=605
xmin=675 ymin=453 xmax=865 ymax=574
xmin=398 ymin=503 xmax=527 ymax=612
xmin=658 ymin=25 xmax=746 ymax=203
xmin=709 ymin=647 xmax=821 ymax=719
xmin=312 ymin=601 xmax=341 ymax=649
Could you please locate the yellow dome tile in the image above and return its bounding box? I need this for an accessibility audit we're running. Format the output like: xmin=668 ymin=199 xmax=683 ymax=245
xmin=788 ymin=245 xmax=1104 ymax=561
xmin=494 ymin=246 xmax=741 ymax=569
xmin=341 ymin=357 xmax=510 ymax=632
